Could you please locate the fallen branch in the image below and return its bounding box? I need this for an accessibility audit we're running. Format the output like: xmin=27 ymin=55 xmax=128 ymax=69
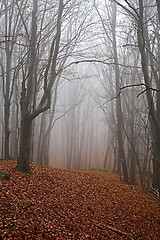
xmin=94 ymin=222 xmax=135 ymax=240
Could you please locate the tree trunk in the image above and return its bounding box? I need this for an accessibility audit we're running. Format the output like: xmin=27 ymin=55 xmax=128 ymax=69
xmin=4 ymin=47 xmax=12 ymax=159
xmin=17 ymin=118 xmax=32 ymax=173
xmin=111 ymin=2 xmax=129 ymax=183
xmin=156 ymin=0 xmax=160 ymax=24
xmin=4 ymin=100 xmax=10 ymax=159
xmin=129 ymin=115 xmax=136 ymax=185
xmin=152 ymin=136 xmax=160 ymax=193
xmin=129 ymin=148 xmax=136 ymax=185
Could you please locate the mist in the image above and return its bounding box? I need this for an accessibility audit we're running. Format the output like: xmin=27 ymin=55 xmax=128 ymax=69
xmin=0 ymin=0 xmax=159 ymax=190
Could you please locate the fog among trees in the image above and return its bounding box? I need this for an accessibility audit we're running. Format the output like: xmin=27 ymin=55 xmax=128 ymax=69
xmin=0 ymin=0 xmax=160 ymax=194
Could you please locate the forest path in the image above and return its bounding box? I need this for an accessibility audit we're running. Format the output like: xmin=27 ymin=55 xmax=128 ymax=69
xmin=0 ymin=160 xmax=160 ymax=239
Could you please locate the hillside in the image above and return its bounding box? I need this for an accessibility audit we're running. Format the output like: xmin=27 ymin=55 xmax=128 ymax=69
xmin=0 ymin=160 xmax=160 ymax=239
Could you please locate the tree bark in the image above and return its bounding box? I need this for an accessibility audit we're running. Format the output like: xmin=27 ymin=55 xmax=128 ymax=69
xmin=17 ymin=118 xmax=32 ymax=173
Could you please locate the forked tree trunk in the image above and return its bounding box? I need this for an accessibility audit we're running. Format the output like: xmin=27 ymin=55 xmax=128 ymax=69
xmin=16 ymin=0 xmax=63 ymax=173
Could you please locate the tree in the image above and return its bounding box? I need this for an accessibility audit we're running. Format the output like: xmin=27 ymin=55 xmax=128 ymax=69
xmin=32 ymin=0 xmax=94 ymax=167
xmin=93 ymin=0 xmax=129 ymax=182
xmin=0 ymin=0 xmax=23 ymax=159
xmin=112 ymin=0 xmax=160 ymax=193
xmin=16 ymin=0 xmax=64 ymax=172
xmin=15 ymin=0 xmax=94 ymax=172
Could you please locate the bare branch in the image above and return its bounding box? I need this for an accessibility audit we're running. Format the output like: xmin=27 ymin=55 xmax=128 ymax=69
xmin=120 ymin=83 xmax=160 ymax=97
xmin=51 ymin=93 xmax=87 ymax=129
xmin=101 ymin=92 xmax=121 ymax=107
xmin=58 ymin=59 xmax=141 ymax=73
xmin=101 ymin=83 xmax=160 ymax=107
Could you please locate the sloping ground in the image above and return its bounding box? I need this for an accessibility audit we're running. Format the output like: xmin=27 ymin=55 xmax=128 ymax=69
xmin=0 ymin=160 xmax=160 ymax=240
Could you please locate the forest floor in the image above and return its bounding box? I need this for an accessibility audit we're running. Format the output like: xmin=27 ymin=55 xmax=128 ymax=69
xmin=0 ymin=160 xmax=160 ymax=240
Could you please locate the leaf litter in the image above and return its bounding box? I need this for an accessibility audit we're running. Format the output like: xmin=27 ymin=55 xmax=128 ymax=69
xmin=0 ymin=160 xmax=160 ymax=239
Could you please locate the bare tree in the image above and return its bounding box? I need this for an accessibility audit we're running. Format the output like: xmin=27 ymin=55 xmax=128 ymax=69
xmin=93 ymin=0 xmax=129 ymax=182
xmin=112 ymin=0 xmax=160 ymax=193
xmin=16 ymin=0 xmax=64 ymax=172
xmin=0 ymin=0 xmax=24 ymax=159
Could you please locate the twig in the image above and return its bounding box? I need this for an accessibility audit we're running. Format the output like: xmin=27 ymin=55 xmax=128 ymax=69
xmin=100 ymin=92 xmax=121 ymax=107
